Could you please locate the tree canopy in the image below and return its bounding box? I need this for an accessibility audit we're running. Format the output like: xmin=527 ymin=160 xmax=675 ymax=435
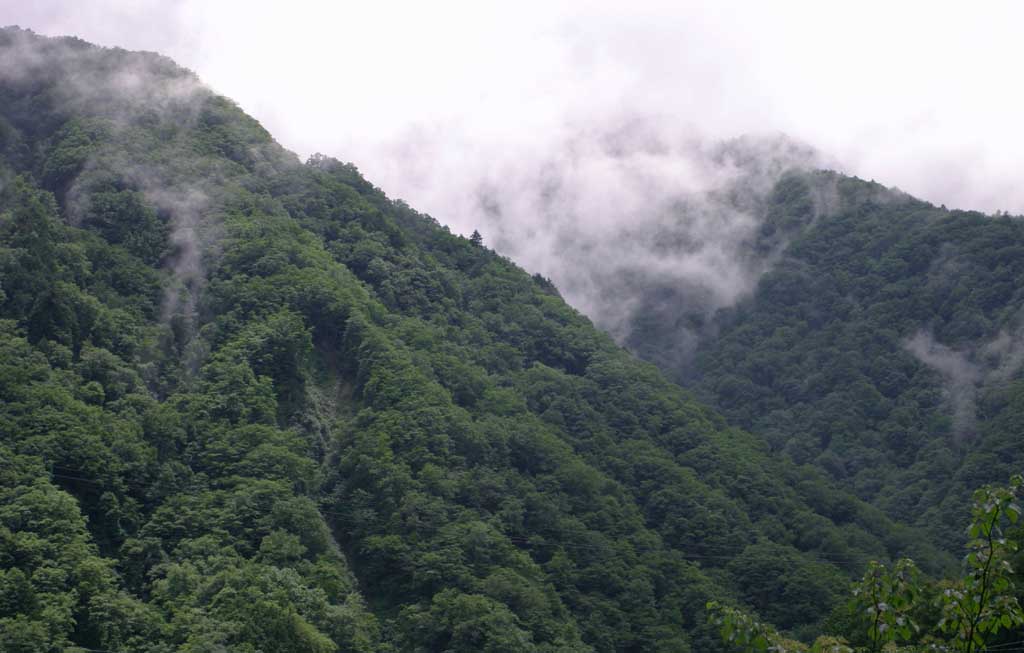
xmin=0 ymin=27 xmax=1017 ymax=652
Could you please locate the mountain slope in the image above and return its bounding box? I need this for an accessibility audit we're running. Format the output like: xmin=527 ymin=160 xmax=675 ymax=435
xmin=613 ymin=166 xmax=1024 ymax=552
xmin=0 ymin=28 xmax=949 ymax=652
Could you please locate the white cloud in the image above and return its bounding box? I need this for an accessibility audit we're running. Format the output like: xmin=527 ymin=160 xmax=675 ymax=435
xmin=4 ymin=0 xmax=1024 ymax=342
xmin=6 ymin=0 xmax=1021 ymax=216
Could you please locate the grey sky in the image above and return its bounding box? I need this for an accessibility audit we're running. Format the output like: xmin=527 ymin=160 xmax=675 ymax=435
xmin=8 ymin=0 xmax=1023 ymax=353
xmin=5 ymin=1 xmax=1022 ymax=222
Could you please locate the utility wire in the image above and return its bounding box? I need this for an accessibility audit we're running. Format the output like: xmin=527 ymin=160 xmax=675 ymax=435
xmin=21 ymin=466 xmax=1024 ymax=653
xmin=41 ymin=466 xmax=958 ymax=568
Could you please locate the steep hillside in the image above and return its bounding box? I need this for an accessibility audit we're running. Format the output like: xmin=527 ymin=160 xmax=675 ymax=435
xmin=617 ymin=167 xmax=1024 ymax=551
xmin=0 ymin=28 xmax=949 ymax=652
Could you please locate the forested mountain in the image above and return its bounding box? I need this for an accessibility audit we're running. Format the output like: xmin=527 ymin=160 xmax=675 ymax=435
xmin=0 ymin=27 xmax=1015 ymax=653
xmin=612 ymin=166 xmax=1024 ymax=553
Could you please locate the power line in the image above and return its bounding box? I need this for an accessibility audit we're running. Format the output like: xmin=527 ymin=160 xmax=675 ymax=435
xmin=40 ymin=465 xmax=958 ymax=569
xmin=18 ymin=465 xmax=1024 ymax=653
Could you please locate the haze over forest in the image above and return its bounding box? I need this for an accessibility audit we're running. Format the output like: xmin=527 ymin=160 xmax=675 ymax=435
xmin=1 ymin=5 xmax=1024 ymax=653
xmin=8 ymin=1 xmax=1024 ymax=350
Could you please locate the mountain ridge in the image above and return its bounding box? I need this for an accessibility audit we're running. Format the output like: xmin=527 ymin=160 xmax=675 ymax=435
xmin=0 ymin=27 xmax=965 ymax=653
xmin=607 ymin=163 xmax=1024 ymax=552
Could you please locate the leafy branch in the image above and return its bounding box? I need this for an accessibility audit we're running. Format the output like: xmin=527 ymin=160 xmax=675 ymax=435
xmin=710 ymin=475 xmax=1024 ymax=653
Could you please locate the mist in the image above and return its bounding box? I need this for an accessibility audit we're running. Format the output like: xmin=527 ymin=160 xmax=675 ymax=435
xmin=905 ymin=329 xmax=1024 ymax=440
xmin=0 ymin=27 xmax=291 ymax=367
xmin=5 ymin=1 xmax=1024 ymax=354
xmin=449 ymin=125 xmax=825 ymax=348
xmin=9 ymin=2 xmax=1024 ymax=213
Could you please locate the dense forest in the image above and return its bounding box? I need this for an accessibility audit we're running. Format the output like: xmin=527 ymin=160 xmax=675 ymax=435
xmin=0 ymin=28 xmax=1020 ymax=652
xmin=616 ymin=167 xmax=1024 ymax=552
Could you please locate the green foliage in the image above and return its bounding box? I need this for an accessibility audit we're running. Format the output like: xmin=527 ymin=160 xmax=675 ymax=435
xmin=0 ymin=27 xmax=988 ymax=653
xmin=851 ymin=559 xmax=921 ymax=651
xmin=710 ymin=477 xmax=1024 ymax=653
xmin=936 ymin=475 xmax=1024 ymax=651
xmin=674 ymin=172 xmax=1024 ymax=552
xmin=80 ymin=188 xmax=169 ymax=263
xmin=707 ymin=601 xmax=828 ymax=653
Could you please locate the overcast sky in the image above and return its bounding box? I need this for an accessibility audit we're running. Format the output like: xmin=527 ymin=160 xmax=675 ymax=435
xmin=5 ymin=1 xmax=1024 ymax=227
